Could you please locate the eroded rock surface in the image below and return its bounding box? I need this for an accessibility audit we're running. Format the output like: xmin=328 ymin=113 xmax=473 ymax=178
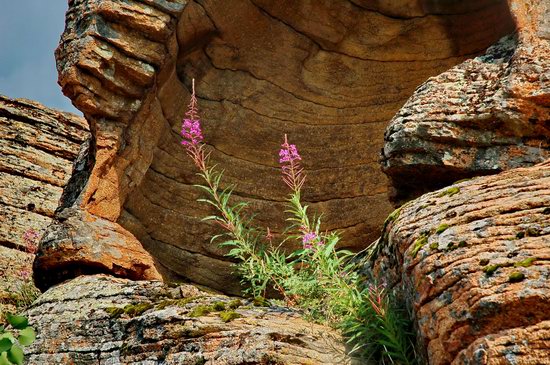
xmin=0 ymin=95 xmax=89 ymax=306
xmin=26 ymin=274 xmax=350 ymax=365
xmin=52 ymin=0 xmax=515 ymax=293
xmin=382 ymin=0 xmax=550 ymax=203
xmin=33 ymin=208 xmax=162 ymax=291
xmin=374 ymin=160 xmax=550 ymax=364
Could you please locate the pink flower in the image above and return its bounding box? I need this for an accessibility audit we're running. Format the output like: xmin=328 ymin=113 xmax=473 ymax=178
xmin=279 ymin=143 xmax=301 ymax=163
xmin=18 ymin=269 xmax=31 ymax=281
xmin=23 ymin=229 xmax=39 ymax=254
xmin=181 ymin=79 xmax=209 ymax=171
xmin=302 ymin=231 xmax=324 ymax=249
xmin=279 ymin=135 xmax=305 ymax=191
xmin=302 ymin=232 xmax=317 ymax=244
xmin=181 ymin=118 xmax=203 ymax=147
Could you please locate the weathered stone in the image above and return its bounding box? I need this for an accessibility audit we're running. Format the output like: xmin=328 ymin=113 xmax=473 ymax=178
xmin=54 ymin=0 xmax=515 ymax=292
xmin=381 ymin=0 xmax=550 ymax=203
xmin=0 ymin=95 xmax=89 ymax=249
xmin=373 ymin=160 xmax=550 ymax=364
xmin=0 ymin=95 xmax=89 ymax=305
xmin=25 ymin=274 xmax=350 ymax=365
xmin=33 ymin=208 xmax=162 ymax=291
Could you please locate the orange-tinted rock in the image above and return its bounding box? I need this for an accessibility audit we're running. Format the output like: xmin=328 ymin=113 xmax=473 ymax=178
xmin=33 ymin=208 xmax=162 ymax=291
xmin=374 ymin=160 xmax=550 ymax=364
xmin=55 ymin=0 xmax=515 ymax=292
xmin=382 ymin=0 xmax=550 ymax=203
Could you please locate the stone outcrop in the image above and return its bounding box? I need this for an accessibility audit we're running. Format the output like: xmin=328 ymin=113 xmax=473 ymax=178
xmin=51 ymin=0 xmax=515 ymax=293
xmin=0 ymin=95 xmax=89 ymax=306
xmin=373 ymin=160 xmax=550 ymax=364
xmin=33 ymin=208 xmax=163 ymax=290
xmin=382 ymin=0 xmax=550 ymax=203
xmin=25 ymin=274 xmax=350 ymax=364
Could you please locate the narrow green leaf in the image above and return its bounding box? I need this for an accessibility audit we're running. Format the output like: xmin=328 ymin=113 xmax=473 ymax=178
xmin=201 ymin=215 xmax=222 ymax=222
xmin=5 ymin=314 xmax=27 ymax=330
xmin=219 ymin=240 xmax=240 ymax=247
xmin=17 ymin=327 xmax=36 ymax=346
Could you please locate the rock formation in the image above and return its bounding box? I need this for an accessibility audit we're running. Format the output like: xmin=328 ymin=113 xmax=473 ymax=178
xmin=0 ymin=95 xmax=89 ymax=307
xmin=48 ymin=0 xmax=515 ymax=293
xmin=373 ymin=160 xmax=550 ymax=364
xmin=382 ymin=0 xmax=550 ymax=203
xmin=25 ymin=274 xmax=349 ymax=365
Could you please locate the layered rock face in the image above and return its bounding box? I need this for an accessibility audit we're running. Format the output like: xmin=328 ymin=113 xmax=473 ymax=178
xmin=26 ymin=274 xmax=349 ymax=365
xmin=374 ymin=160 xmax=550 ymax=364
xmin=0 ymin=95 xmax=89 ymax=305
xmin=51 ymin=0 xmax=515 ymax=293
xmin=382 ymin=0 xmax=550 ymax=203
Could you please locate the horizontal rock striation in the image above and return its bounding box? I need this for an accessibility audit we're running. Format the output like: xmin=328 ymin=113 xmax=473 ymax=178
xmin=25 ymin=274 xmax=350 ymax=364
xmin=0 ymin=95 xmax=89 ymax=251
xmin=0 ymin=95 xmax=89 ymax=304
xmin=53 ymin=0 xmax=515 ymax=292
xmin=382 ymin=0 xmax=550 ymax=203
xmin=373 ymin=160 xmax=550 ymax=364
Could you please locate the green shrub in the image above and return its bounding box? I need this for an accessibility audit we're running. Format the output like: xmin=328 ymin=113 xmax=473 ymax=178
xmin=0 ymin=313 xmax=36 ymax=365
xmin=179 ymin=80 xmax=416 ymax=363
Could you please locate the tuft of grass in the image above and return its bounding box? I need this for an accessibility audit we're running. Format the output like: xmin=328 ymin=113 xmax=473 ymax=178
xmin=514 ymin=257 xmax=536 ymax=267
xmin=252 ymin=297 xmax=270 ymax=307
xmin=105 ymin=307 xmax=125 ymax=318
xmin=439 ymin=187 xmax=460 ymax=197
xmin=508 ymin=271 xmax=525 ymax=283
xmin=106 ymin=303 xmax=153 ymax=318
xmin=436 ymin=224 xmax=450 ymax=234
xmin=411 ymin=234 xmax=428 ymax=258
xmin=515 ymin=231 xmax=525 ymax=239
xmin=482 ymin=265 xmax=499 ymax=276
xmin=124 ymin=303 xmax=153 ymax=317
xmin=189 ymin=305 xmax=212 ymax=318
xmin=227 ymin=299 xmax=242 ymax=309
xmin=218 ymin=310 xmax=241 ymax=323
xmin=211 ymin=301 xmax=226 ymax=311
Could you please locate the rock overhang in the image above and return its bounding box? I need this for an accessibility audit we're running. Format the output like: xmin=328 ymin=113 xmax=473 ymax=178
xmin=48 ymin=0 xmax=517 ymax=293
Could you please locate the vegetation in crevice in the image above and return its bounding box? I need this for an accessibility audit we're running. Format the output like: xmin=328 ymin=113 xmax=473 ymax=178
xmin=178 ymin=81 xmax=417 ymax=364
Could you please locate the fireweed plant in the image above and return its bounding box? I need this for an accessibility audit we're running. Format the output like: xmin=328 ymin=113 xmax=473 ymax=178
xmin=180 ymin=80 xmax=415 ymax=364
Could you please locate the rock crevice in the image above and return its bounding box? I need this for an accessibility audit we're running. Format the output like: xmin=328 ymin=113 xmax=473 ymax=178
xmin=48 ymin=0 xmax=515 ymax=292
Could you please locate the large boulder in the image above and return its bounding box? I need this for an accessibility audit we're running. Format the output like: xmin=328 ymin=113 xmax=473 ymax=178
xmin=0 ymin=95 xmax=89 ymax=308
xmin=25 ymin=274 xmax=350 ymax=365
xmin=50 ymin=0 xmax=515 ymax=293
xmin=373 ymin=160 xmax=550 ymax=364
xmin=381 ymin=0 xmax=550 ymax=203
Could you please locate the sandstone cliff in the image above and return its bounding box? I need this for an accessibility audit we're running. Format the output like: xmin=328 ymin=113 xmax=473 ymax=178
xmin=0 ymin=95 xmax=89 ymax=309
xmin=49 ymin=0 xmax=515 ymax=293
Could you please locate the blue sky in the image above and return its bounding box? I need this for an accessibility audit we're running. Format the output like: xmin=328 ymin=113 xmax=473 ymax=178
xmin=0 ymin=1 xmax=80 ymax=114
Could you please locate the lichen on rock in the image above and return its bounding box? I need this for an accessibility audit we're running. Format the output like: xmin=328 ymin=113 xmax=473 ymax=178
xmin=24 ymin=275 xmax=350 ymax=365
xmin=373 ymin=160 xmax=550 ymax=364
